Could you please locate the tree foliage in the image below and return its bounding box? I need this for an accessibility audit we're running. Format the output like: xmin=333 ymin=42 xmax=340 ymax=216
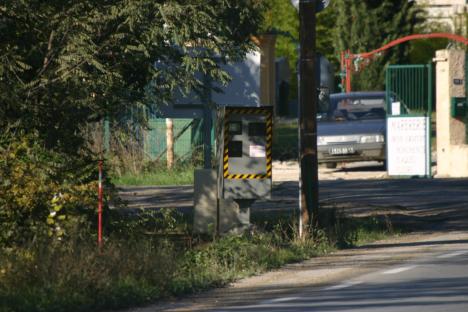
xmin=0 ymin=0 xmax=265 ymax=246
xmin=262 ymin=0 xmax=299 ymax=72
xmin=263 ymin=0 xmax=425 ymax=92
xmin=333 ymin=0 xmax=424 ymax=90
xmin=0 ymin=130 xmax=97 ymax=246
xmin=0 ymin=0 xmax=265 ymax=154
xmin=260 ymin=0 xmax=338 ymax=98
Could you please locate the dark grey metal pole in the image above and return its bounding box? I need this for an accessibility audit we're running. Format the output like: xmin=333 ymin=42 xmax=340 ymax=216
xmin=203 ymin=76 xmax=212 ymax=169
xmin=203 ymin=107 xmax=212 ymax=169
xmin=299 ymin=0 xmax=319 ymax=234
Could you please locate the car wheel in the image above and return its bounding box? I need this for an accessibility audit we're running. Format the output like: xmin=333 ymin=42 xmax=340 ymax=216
xmin=326 ymin=162 xmax=337 ymax=169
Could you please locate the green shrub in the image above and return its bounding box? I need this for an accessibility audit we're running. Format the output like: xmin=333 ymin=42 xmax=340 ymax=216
xmin=0 ymin=132 xmax=99 ymax=247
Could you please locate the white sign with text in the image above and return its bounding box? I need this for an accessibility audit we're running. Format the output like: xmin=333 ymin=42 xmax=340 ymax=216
xmin=387 ymin=116 xmax=430 ymax=176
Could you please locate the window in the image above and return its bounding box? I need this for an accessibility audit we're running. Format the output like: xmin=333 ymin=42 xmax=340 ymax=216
xmin=248 ymin=122 xmax=266 ymax=136
xmin=228 ymin=141 xmax=243 ymax=158
xmin=228 ymin=121 xmax=242 ymax=135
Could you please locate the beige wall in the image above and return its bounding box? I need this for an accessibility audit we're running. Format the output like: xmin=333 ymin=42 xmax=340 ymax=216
xmin=434 ymin=49 xmax=468 ymax=177
xmin=254 ymin=34 xmax=277 ymax=110
xmin=416 ymin=0 xmax=467 ymax=30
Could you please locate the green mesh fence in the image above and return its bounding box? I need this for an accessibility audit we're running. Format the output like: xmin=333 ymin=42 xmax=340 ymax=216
xmin=144 ymin=118 xmax=204 ymax=162
xmin=103 ymin=115 xmax=207 ymax=165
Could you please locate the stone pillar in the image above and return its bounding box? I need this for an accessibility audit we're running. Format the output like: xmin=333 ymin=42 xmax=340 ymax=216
xmin=434 ymin=49 xmax=468 ymax=177
xmin=256 ymin=34 xmax=277 ymax=110
xmin=193 ymin=169 xmax=218 ymax=235
xmin=193 ymin=170 xmax=254 ymax=235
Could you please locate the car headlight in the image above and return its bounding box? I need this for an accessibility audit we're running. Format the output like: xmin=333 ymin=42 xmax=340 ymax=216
xmin=317 ymin=136 xmax=327 ymax=146
xmin=360 ymin=135 xmax=385 ymax=143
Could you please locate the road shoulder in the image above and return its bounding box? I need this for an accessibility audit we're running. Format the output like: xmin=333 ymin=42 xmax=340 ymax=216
xmin=125 ymin=230 xmax=468 ymax=312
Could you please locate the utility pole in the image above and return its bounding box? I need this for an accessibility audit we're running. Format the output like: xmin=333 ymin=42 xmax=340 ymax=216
xmin=203 ymin=75 xmax=213 ymax=169
xmin=299 ymin=0 xmax=319 ymax=237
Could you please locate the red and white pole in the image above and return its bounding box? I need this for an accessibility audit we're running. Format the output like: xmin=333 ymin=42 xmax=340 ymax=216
xmin=345 ymin=50 xmax=353 ymax=93
xmin=98 ymin=160 xmax=103 ymax=247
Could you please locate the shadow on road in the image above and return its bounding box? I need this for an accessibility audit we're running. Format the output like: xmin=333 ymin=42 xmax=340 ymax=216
xmin=356 ymin=239 xmax=468 ymax=250
xmin=334 ymin=163 xmax=386 ymax=173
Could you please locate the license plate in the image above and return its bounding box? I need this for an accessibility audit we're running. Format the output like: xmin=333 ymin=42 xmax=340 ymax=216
xmin=329 ymin=146 xmax=355 ymax=155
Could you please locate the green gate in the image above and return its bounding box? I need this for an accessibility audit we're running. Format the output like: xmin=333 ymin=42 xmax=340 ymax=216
xmin=385 ymin=64 xmax=433 ymax=178
xmin=385 ymin=64 xmax=433 ymax=116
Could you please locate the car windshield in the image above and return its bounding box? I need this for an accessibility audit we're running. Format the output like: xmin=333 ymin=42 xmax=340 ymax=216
xmin=319 ymin=95 xmax=386 ymax=121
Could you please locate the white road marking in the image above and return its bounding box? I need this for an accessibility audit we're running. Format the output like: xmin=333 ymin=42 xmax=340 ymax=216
xmin=262 ymin=296 xmax=301 ymax=304
xmin=382 ymin=265 xmax=417 ymax=275
xmin=323 ymin=280 xmax=363 ymax=291
xmin=437 ymin=250 xmax=468 ymax=259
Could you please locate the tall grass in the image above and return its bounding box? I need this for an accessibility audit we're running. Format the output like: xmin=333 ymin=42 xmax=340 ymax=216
xmin=112 ymin=166 xmax=194 ymax=186
xmin=0 ymin=233 xmax=324 ymax=312
xmin=0 ymin=209 xmax=397 ymax=312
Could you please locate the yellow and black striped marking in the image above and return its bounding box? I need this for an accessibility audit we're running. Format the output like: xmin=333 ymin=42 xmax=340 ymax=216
xmin=223 ymin=109 xmax=230 ymax=178
xmin=224 ymin=173 xmax=271 ymax=180
xmin=223 ymin=107 xmax=273 ymax=180
xmin=265 ymin=110 xmax=273 ymax=179
xmin=225 ymin=107 xmax=270 ymax=115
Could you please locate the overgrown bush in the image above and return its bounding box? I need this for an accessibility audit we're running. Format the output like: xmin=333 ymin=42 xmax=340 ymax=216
xmin=0 ymin=199 xmax=398 ymax=312
xmin=0 ymin=131 xmax=98 ymax=247
xmin=0 ymin=213 xmax=329 ymax=312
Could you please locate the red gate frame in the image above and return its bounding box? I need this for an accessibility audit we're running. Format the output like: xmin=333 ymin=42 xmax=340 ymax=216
xmin=341 ymin=33 xmax=468 ymax=93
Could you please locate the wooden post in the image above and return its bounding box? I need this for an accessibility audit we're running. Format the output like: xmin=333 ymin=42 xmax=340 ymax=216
xmin=166 ymin=118 xmax=174 ymax=169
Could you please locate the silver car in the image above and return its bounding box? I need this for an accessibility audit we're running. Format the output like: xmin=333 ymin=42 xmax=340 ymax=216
xmin=317 ymin=92 xmax=387 ymax=168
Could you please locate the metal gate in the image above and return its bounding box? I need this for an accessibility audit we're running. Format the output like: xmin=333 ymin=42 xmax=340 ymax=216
xmin=385 ymin=64 xmax=433 ymax=178
xmin=385 ymin=64 xmax=433 ymax=116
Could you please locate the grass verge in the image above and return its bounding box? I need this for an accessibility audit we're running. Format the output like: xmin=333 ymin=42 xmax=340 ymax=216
xmin=111 ymin=166 xmax=194 ymax=186
xmin=0 ymin=209 xmax=399 ymax=312
xmin=272 ymin=119 xmax=298 ymax=161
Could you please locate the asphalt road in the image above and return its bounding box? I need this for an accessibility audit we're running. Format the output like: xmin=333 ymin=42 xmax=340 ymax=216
xmin=205 ymin=242 xmax=468 ymax=312
xmin=120 ymin=165 xmax=468 ymax=312
xmin=131 ymin=232 xmax=468 ymax=312
xmin=119 ymin=177 xmax=468 ymax=211
xmin=119 ymin=176 xmax=468 ymax=231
